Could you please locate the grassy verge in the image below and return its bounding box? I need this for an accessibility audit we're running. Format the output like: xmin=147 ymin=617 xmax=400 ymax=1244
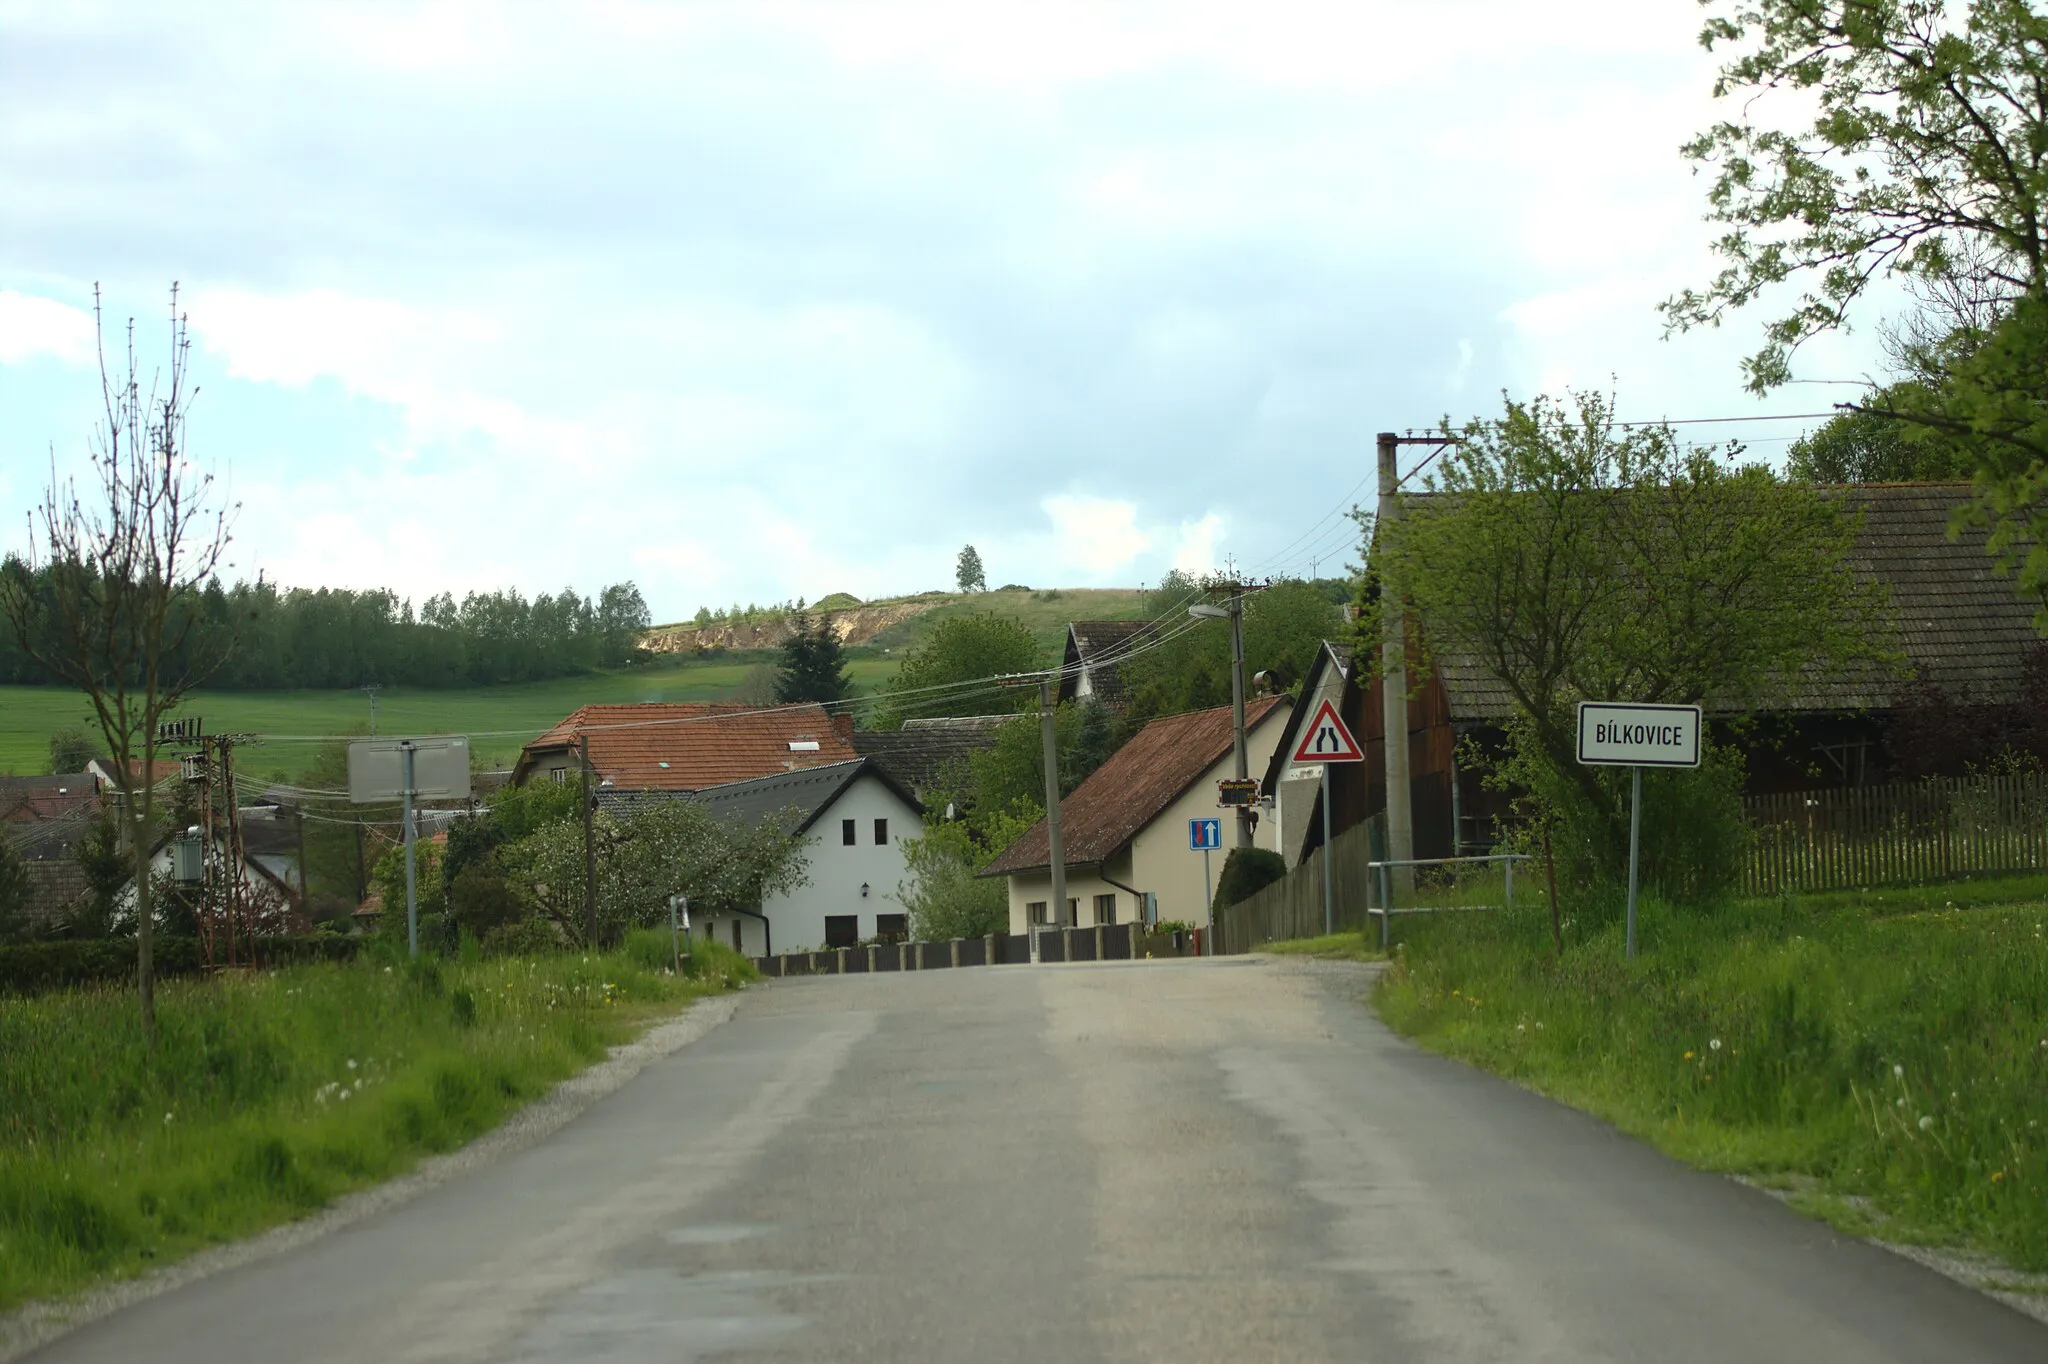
xmin=0 ymin=934 xmax=755 ymax=1311
xmin=1374 ymin=877 xmax=2048 ymax=1270
xmin=1255 ymin=931 xmax=1385 ymax=962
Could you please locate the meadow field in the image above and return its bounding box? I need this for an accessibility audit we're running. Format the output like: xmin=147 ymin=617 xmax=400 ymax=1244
xmin=0 ymin=654 xmax=900 ymax=781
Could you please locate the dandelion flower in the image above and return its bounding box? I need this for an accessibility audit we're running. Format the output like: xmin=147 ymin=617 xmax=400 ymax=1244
xmin=1684 ymin=1051 xmax=1695 ymax=1060
xmin=1918 ymin=1115 xmax=1934 ymax=1131
xmin=1992 ymin=1171 xmax=2006 ymax=1183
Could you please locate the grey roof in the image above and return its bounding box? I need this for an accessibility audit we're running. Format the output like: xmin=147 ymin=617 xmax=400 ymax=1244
xmin=1058 ymin=619 xmax=1163 ymax=704
xmin=1260 ymin=640 xmax=1354 ymax=793
xmin=1418 ymin=482 xmax=2043 ymax=720
xmin=853 ymin=716 xmax=1007 ymax=793
xmin=596 ymin=758 xmax=923 ymax=833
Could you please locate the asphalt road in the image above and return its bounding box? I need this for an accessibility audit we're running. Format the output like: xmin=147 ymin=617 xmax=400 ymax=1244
xmin=27 ymin=957 xmax=2048 ymax=1363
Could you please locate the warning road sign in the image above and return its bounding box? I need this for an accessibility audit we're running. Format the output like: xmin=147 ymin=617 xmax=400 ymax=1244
xmin=1291 ymin=699 xmax=1363 ymax=764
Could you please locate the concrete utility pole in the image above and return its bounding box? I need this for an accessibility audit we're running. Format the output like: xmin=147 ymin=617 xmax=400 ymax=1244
xmin=1377 ymin=433 xmax=1415 ymax=882
xmin=580 ymin=732 xmax=598 ymax=948
xmin=1039 ymin=676 xmax=1068 ymax=937
xmin=1228 ymin=591 xmax=1251 ymax=850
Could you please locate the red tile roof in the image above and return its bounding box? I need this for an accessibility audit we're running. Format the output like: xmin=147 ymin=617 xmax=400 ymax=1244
xmin=514 ymin=703 xmax=860 ymax=791
xmin=983 ymin=695 xmax=1290 ymax=876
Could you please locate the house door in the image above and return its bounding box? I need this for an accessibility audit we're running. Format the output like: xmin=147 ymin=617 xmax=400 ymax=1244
xmin=731 ymin=919 xmax=743 ymax=952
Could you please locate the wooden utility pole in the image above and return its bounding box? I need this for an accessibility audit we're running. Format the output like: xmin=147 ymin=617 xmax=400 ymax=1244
xmin=1376 ymin=433 xmax=1414 ymax=879
xmin=580 ymin=732 xmax=598 ymax=947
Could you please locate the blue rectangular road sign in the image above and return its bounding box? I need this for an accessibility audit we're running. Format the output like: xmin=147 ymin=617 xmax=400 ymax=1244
xmin=1189 ymin=817 xmax=1222 ymax=850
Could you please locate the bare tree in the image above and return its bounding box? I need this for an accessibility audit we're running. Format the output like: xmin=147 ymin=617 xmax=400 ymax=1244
xmin=0 ymin=284 xmax=236 ymax=1040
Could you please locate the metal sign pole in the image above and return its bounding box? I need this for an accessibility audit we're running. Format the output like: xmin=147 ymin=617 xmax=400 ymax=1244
xmin=670 ymin=894 xmax=688 ymax=973
xmin=1626 ymin=765 xmax=1643 ymax=960
xmin=1321 ymin=765 xmax=1335 ymax=936
xmin=401 ymin=740 xmax=418 ymax=959
xmin=1202 ymin=846 xmax=1213 ymax=954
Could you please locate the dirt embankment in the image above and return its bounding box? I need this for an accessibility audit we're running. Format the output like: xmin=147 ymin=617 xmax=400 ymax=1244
xmin=642 ymin=600 xmax=935 ymax=654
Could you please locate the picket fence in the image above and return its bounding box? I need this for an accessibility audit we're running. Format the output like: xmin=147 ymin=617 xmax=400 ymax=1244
xmin=1743 ymin=773 xmax=2048 ymax=895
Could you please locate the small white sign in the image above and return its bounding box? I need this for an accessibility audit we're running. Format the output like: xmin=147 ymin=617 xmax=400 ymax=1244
xmin=1291 ymin=765 xmax=1325 ymax=783
xmin=1576 ymin=703 xmax=1701 ymax=768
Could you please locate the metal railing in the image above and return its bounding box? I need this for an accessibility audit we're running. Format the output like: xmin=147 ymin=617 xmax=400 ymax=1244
xmin=1366 ymin=852 xmax=1535 ymax=949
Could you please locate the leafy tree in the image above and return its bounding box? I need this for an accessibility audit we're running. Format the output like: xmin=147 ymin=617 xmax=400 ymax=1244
xmin=956 ymin=544 xmax=987 ymax=593
xmin=774 ymin=610 xmax=851 ymax=704
xmin=1146 ymin=569 xmax=1201 ymax=616
xmin=897 ymin=803 xmax=1039 ymax=942
xmin=1665 ymin=0 xmax=2048 ymax=623
xmin=873 ymin=612 xmax=1039 ymax=728
xmin=1368 ymin=391 xmax=1891 ymax=896
xmin=70 ymin=812 xmax=131 ymax=937
xmin=1120 ymin=579 xmax=1342 ymax=723
xmin=1785 ymin=406 xmax=1972 ymax=483
xmin=45 ymin=726 xmax=96 ymax=774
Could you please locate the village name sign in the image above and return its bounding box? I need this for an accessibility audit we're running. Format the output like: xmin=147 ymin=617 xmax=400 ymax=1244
xmin=1575 ymin=702 xmax=1701 ymax=960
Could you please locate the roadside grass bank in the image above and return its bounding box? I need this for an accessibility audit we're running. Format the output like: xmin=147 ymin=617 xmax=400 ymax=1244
xmin=0 ymin=934 xmax=755 ymax=1311
xmin=1255 ymin=931 xmax=1385 ymax=962
xmin=1373 ymin=876 xmax=2048 ymax=1270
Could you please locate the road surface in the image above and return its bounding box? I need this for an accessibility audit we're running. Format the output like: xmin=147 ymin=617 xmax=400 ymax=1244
xmin=25 ymin=957 xmax=2048 ymax=1362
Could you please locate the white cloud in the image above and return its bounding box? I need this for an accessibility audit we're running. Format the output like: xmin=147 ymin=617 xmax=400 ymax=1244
xmin=0 ymin=291 xmax=94 ymax=366
xmin=1043 ymin=495 xmax=1150 ymax=576
xmin=1170 ymin=514 xmax=1225 ymax=577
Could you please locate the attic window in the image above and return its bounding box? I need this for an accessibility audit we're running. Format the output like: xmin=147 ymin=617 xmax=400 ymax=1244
xmin=789 ymin=740 xmax=821 ymax=752
xmin=657 ymin=762 xmax=670 ymax=769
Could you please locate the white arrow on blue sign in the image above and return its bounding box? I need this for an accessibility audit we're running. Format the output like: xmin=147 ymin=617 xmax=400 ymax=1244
xmin=1188 ymin=817 xmax=1222 ymax=850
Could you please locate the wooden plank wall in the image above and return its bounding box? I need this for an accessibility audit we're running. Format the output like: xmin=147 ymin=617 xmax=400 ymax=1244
xmin=1214 ymin=816 xmax=1383 ymax=954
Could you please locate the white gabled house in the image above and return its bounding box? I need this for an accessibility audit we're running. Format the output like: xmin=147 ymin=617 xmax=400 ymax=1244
xmin=679 ymin=758 xmax=925 ymax=957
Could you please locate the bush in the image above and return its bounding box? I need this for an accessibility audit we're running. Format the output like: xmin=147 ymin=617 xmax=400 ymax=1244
xmin=447 ymin=864 xmax=525 ymax=939
xmin=0 ymin=937 xmax=359 ymax=996
xmin=482 ymin=918 xmax=561 ymax=956
xmin=1213 ymin=847 xmax=1288 ymax=912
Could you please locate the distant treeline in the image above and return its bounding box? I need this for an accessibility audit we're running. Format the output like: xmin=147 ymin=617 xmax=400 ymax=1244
xmin=0 ymin=568 xmax=652 ymax=690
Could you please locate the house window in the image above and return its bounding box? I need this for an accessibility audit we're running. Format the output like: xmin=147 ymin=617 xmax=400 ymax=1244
xmin=876 ymin=913 xmax=907 ymax=942
xmin=874 ymin=817 xmax=888 ymax=845
xmin=842 ymin=818 xmax=857 ymax=846
xmin=1027 ymin=901 xmax=1048 ymax=926
xmin=824 ymin=914 xmax=859 ymax=948
xmin=550 ymin=767 xmax=568 ymax=785
xmin=1094 ymin=893 xmax=1116 ymax=926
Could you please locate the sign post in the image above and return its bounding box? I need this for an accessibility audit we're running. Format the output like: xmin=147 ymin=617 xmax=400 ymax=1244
xmin=1575 ymin=702 xmax=1701 ymax=960
xmin=348 ymin=737 xmax=470 ymax=959
xmin=1292 ymin=699 xmax=1365 ymax=936
xmin=669 ymin=894 xmax=690 ymax=973
xmin=1189 ymin=817 xmax=1221 ymax=949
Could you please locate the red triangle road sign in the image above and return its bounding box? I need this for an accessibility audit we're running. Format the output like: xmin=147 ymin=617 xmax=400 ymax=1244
xmin=1291 ymin=698 xmax=1364 ymax=764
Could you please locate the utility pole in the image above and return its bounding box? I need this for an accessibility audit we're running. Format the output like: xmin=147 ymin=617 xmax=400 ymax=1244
xmin=1038 ymin=676 xmax=1068 ymax=948
xmin=1228 ymin=591 xmax=1250 ymax=850
xmin=1376 ymin=433 xmax=1415 ymax=888
xmin=401 ymin=739 xmax=419 ymax=958
xmin=580 ymin=732 xmax=598 ymax=948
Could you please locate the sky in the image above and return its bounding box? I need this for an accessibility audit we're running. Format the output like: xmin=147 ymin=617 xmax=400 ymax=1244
xmin=0 ymin=0 xmax=1890 ymax=624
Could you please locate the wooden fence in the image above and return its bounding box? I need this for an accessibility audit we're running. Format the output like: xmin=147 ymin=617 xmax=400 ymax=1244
xmin=1744 ymin=773 xmax=2048 ymax=895
xmin=1213 ymin=816 xmax=1384 ymax=955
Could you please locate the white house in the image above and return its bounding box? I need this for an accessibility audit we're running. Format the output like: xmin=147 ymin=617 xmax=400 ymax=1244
xmin=981 ymin=695 xmax=1294 ymax=935
xmin=1260 ymin=640 xmax=1353 ymax=868
xmin=680 ymin=758 xmax=925 ymax=957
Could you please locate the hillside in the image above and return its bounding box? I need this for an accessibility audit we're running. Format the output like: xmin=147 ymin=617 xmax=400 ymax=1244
xmin=646 ymin=586 xmax=1152 ymax=660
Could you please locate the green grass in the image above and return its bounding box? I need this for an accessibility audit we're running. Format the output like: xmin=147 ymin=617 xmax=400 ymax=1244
xmin=0 ymin=938 xmax=755 ymax=1310
xmin=861 ymin=586 xmax=1152 ymax=659
xmin=1255 ymin=931 xmax=1385 ymax=961
xmin=0 ymin=655 xmax=900 ymax=781
xmin=1374 ymin=874 xmax=2048 ymax=1269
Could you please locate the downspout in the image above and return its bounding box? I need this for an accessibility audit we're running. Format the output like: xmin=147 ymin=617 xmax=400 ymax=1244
xmin=732 ymin=904 xmax=771 ymax=958
xmin=1101 ymin=871 xmax=1146 ymax=924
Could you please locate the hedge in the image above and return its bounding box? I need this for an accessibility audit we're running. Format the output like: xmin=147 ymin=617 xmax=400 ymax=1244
xmin=0 ymin=936 xmax=362 ymax=996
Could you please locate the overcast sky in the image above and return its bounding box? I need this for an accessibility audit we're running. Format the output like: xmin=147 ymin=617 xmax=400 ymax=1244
xmin=0 ymin=1 xmax=1886 ymax=623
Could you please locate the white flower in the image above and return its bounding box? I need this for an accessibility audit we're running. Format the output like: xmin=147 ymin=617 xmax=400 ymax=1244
xmin=163 ymin=1112 xmax=174 ymax=1125
xmin=1918 ymin=1115 xmax=1934 ymax=1131
xmin=1894 ymin=1063 xmax=1906 ymax=1077
xmin=346 ymin=1058 xmax=357 ymax=1070
xmin=1709 ymin=1038 xmax=1723 ymax=1052
xmin=339 ymin=1089 xmax=351 ymax=1102
xmin=1534 ymin=1021 xmax=1544 ymax=1030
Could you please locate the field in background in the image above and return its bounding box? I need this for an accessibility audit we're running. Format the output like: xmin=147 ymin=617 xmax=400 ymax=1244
xmin=858 ymin=586 xmax=1152 ymax=658
xmin=0 ymin=655 xmax=900 ymax=781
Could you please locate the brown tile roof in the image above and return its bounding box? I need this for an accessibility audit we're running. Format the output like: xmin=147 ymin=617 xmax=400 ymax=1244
xmin=513 ymin=703 xmax=859 ymax=791
xmin=0 ymin=776 xmax=103 ymax=826
xmin=983 ymin=695 xmax=1290 ymax=877
xmin=1423 ymin=482 xmax=2043 ymax=720
xmin=1059 ymin=619 xmax=1164 ymax=705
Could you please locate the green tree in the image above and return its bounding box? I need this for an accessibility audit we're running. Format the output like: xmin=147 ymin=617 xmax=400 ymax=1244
xmin=1785 ymin=406 xmax=1973 ymax=484
xmin=897 ymin=804 xmax=1037 ymax=942
xmin=774 ymin=610 xmax=851 ymax=704
xmin=1368 ymin=391 xmax=1891 ymax=896
xmin=956 ymin=544 xmax=987 ymax=593
xmin=874 ymin=612 xmax=1039 ymax=728
xmin=1121 ymin=579 xmax=1341 ymax=723
xmin=45 ymin=726 xmax=96 ymax=774
xmin=70 ymin=812 xmax=131 ymax=937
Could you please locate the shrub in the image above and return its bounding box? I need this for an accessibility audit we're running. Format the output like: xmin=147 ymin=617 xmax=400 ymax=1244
xmin=482 ymin=918 xmax=561 ymax=956
xmin=1213 ymin=847 xmax=1288 ymax=912
xmin=0 ymin=937 xmax=358 ymax=996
